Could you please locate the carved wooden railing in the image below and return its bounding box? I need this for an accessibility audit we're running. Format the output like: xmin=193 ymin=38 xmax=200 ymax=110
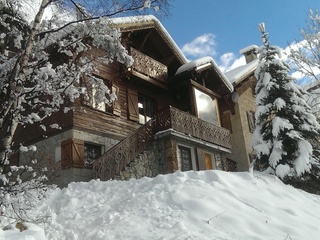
xmin=130 ymin=47 xmax=168 ymax=82
xmin=154 ymin=106 xmax=232 ymax=149
xmin=93 ymin=106 xmax=231 ymax=181
xmin=93 ymin=119 xmax=155 ymax=181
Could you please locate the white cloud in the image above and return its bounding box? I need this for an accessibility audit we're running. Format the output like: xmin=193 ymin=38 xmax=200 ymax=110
xmin=219 ymin=53 xmax=246 ymax=73
xmin=181 ymin=33 xmax=217 ymax=59
xmin=180 ymin=33 xmax=317 ymax=88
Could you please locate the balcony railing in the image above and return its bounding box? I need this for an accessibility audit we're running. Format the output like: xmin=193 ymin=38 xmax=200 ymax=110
xmin=93 ymin=106 xmax=231 ymax=180
xmin=130 ymin=47 xmax=168 ymax=83
xmin=154 ymin=106 xmax=231 ymax=149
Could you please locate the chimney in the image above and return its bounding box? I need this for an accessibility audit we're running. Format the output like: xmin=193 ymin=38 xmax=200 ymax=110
xmin=240 ymin=45 xmax=258 ymax=64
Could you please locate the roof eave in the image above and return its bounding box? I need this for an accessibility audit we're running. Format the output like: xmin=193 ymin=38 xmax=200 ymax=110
xmin=111 ymin=15 xmax=188 ymax=65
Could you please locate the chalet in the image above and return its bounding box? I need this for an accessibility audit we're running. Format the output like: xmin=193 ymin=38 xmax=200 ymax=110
xmin=223 ymin=45 xmax=259 ymax=171
xmin=16 ymin=15 xmax=235 ymax=187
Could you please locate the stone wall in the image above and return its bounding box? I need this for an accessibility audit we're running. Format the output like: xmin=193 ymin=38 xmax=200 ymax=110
xmin=228 ymin=87 xmax=256 ymax=171
xmin=19 ymin=129 xmax=119 ymax=187
xmin=117 ymin=139 xmax=166 ymax=180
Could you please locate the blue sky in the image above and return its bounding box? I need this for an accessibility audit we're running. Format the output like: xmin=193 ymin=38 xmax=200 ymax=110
xmin=161 ymin=0 xmax=320 ymax=72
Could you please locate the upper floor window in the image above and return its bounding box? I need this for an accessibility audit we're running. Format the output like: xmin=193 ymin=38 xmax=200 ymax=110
xmin=138 ymin=94 xmax=155 ymax=124
xmin=83 ymin=76 xmax=121 ymax=116
xmin=194 ymin=87 xmax=220 ymax=126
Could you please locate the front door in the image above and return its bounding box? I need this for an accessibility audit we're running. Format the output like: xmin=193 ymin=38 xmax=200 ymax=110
xmin=204 ymin=153 xmax=213 ymax=170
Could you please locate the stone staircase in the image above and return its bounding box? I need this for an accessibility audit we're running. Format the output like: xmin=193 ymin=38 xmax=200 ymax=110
xmin=115 ymin=142 xmax=165 ymax=180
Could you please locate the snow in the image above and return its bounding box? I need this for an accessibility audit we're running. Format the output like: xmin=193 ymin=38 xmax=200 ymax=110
xmin=2 ymin=170 xmax=320 ymax=240
xmin=275 ymin=164 xmax=291 ymax=179
xmin=111 ymin=15 xmax=187 ymax=64
xmin=224 ymin=58 xmax=259 ymax=84
xmin=272 ymin=117 xmax=293 ymax=137
xmin=239 ymin=45 xmax=258 ymax=54
xmin=175 ymin=56 xmax=234 ymax=92
xmin=17 ymin=0 xmax=74 ymax=26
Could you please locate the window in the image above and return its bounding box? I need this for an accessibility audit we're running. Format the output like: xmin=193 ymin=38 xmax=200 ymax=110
xmin=84 ymin=76 xmax=121 ymax=115
xmin=138 ymin=94 xmax=155 ymax=124
xmin=84 ymin=143 xmax=102 ymax=167
xmin=179 ymin=146 xmax=193 ymax=171
xmin=61 ymin=138 xmax=102 ymax=169
xmin=247 ymin=111 xmax=255 ymax=133
xmin=126 ymin=88 xmax=156 ymax=124
xmin=194 ymin=87 xmax=219 ymax=125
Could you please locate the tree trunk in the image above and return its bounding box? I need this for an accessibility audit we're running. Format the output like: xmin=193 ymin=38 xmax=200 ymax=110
xmin=0 ymin=0 xmax=49 ymax=169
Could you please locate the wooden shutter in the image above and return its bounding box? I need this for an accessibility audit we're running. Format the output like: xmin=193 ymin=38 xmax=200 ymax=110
xmin=221 ymin=111 xmax=232 ymax=132
xmin=112 ymin=85 xmax=121 ymax=116
xmin=247 ymin=111 xmax=255 ymax=133
xmin=127 ymin=88 xmax=139 ymax=122
xmin=72 ymin=139 xmax=84 ymax=168
xmin=61 ymin=139 xmax=72 ymax=169
xmin=61 ymin=139 xmax=84 ymax=169
xmin=197 ymin=148 xmax=206 ymax=171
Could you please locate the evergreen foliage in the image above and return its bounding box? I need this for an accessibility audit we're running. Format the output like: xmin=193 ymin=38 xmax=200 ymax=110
xmin=252 ymin=23 xmax=320 ymax=181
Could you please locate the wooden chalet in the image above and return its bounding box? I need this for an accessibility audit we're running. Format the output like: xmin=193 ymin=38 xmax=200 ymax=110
xmin=15 ymin=15 xmax=234 ymax=187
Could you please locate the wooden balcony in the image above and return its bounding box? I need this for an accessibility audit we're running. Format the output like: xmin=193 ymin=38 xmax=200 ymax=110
xmin=154 ymin=106 xmax=231 ymax=149
xmin=130 ymin=47 xmax=168 ymax=83
xmin=93 ymin=106 xmax=231 ymax=181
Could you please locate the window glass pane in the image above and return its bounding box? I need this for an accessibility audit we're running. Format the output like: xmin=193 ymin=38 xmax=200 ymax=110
xmin=194 ymin=88 xmax=219 ymax=125
xmin=88 ymin=76 xmax=112 ymax=113
xmin=84 ymin=143 xmax=102 ymax=167
xmin=179 ymin=146 xmax=192 ymax=171
xmin=138 ymin=94 xmax=155 ymax=124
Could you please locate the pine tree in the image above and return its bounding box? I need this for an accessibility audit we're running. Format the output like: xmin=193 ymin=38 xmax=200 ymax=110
xmin=252 ymin=23 xmax=320 ymax=179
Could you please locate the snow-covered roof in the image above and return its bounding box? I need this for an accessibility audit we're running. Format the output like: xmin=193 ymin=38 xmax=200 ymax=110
xmin=224 ymin=58 xmax=259 ymax=85
xmin=175 ymin=56 xmax=234 ymax=93
xmin=111 ymin=15 xmax=188 ymax=64
xmin=240 ymin=45 xmax=258 ymax=54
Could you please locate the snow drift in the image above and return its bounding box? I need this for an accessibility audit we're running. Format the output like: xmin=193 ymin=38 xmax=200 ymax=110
xmin=1 ymin=170 xmax=320 ymax=239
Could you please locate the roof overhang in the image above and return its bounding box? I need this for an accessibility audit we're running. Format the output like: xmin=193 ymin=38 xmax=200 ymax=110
xmin=224 ymin=58 xmax=259 ymax=86
xmin=110 ymin=15 xmax=188 ymax=65
xmin=175 ymin=56 xmax=234 ymax=93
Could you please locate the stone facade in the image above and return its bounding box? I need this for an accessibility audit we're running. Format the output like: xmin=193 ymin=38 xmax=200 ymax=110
xmin=19 ymin=129 xmax=119 ymax=187
xmin=228 ymin=87 xmax=256 ymax=171
xmin=117 ymin=140 xmax=166 ymax=180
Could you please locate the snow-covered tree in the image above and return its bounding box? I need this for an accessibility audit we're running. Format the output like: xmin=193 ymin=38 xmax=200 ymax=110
xmin=289 ymin=10 xmax=320 ymax=84
xmin=0 ymin=0 xmax=170 ymax=221
xmin=252 ymin=23 xmax=320 ymax=180
xmin=288 ymin=10 xmax=320 ymax=117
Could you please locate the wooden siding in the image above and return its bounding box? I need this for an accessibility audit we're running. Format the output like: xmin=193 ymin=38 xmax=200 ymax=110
xmin=13 ymin=109 xmax=73 ymax=147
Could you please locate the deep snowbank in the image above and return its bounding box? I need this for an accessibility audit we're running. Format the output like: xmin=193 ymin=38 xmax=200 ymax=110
xmin=1 ymin=170 xmax=320 ymax=239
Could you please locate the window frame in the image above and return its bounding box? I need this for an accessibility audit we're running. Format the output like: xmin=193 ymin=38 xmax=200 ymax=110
xmin=84 ymin=142 xmax=103 ymax=168
xmin=138 ymin=93 xmax=156 ymax=124
xmin=178 ymin=144 xmax=197 ymax=171
xmin=193 ymin=86 xmax=221 ymax=126
xmin=83 ymin=75 xmax=119 ymax=115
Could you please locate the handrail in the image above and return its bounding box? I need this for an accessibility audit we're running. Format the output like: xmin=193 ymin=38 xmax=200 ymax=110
xmin=93 ymin=119 xmax=155 ymax=180
xmin=93 ymin=106 xmax=231 ymax=180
